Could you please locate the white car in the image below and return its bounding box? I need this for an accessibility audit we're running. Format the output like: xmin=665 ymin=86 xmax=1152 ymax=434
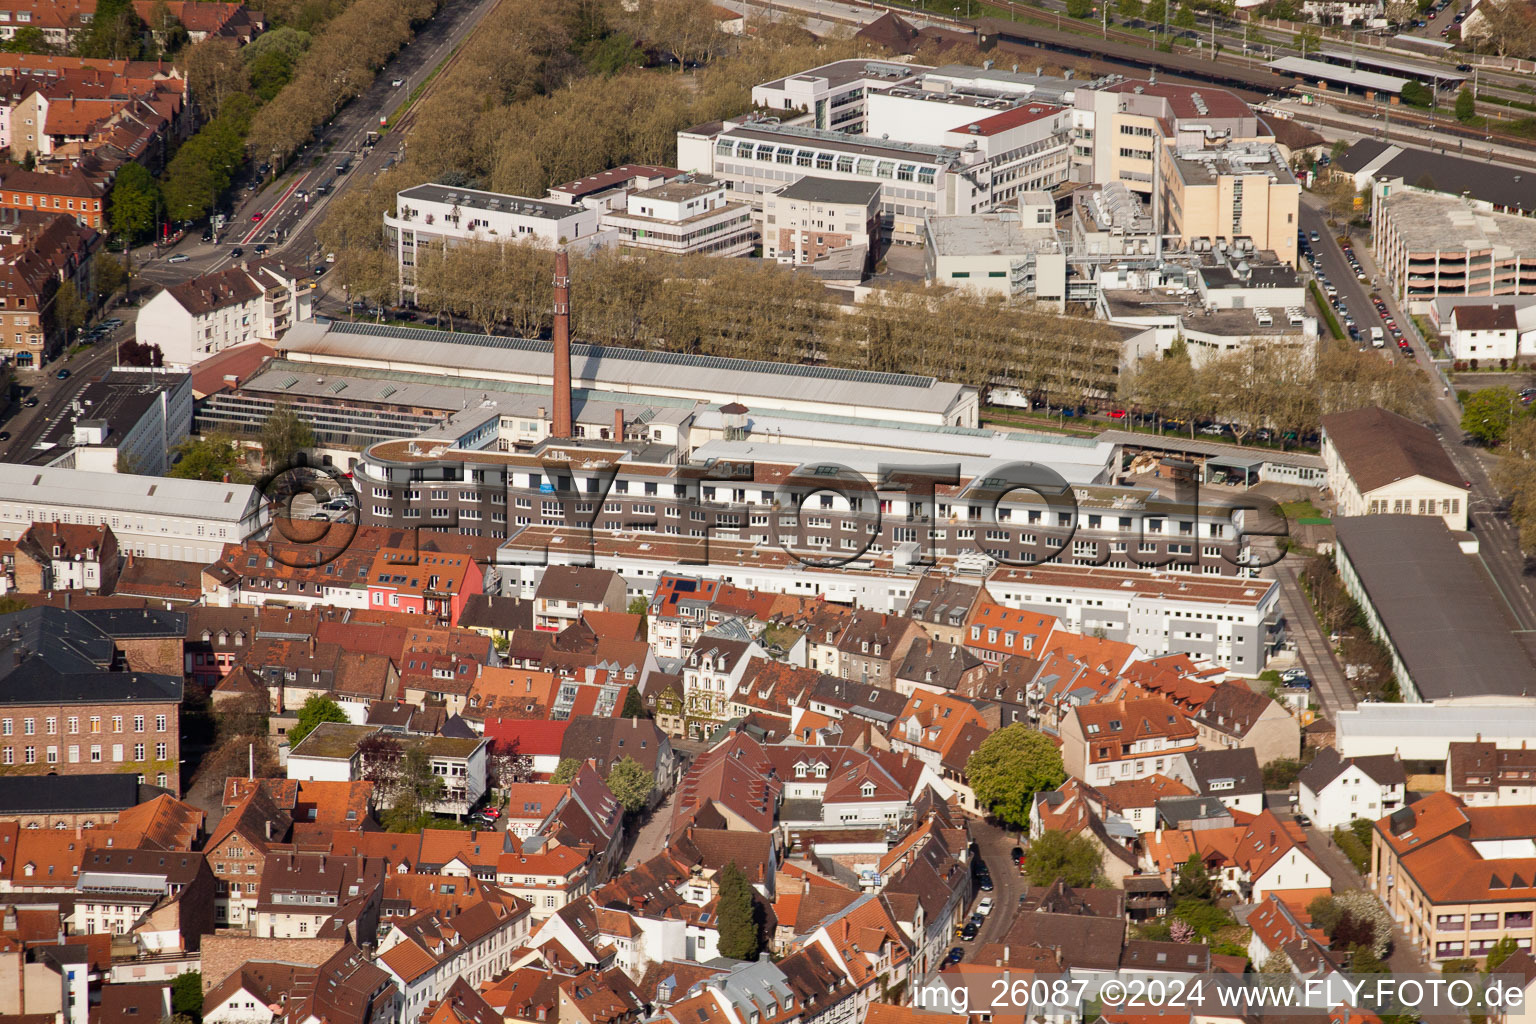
xmin=392 ymin=78 xmax=404 ymax=87
xmin=977 ymin=897 xmax=994 ymax=916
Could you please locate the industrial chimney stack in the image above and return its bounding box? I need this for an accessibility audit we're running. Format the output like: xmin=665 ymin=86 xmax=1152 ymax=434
xmin=552 ymin=249 xmax=573 ymax=439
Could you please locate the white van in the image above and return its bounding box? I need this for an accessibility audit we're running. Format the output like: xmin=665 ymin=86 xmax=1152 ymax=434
xmin=1370 ymin=327 xmax=1385 ymax=347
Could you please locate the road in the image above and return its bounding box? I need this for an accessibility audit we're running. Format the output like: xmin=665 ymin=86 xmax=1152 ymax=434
xmin=967 ymin=817 xmax=1023 ymax=951
xmin=1268 ymin=540 xmax=1357 ymax=714
xmin=0 ymin=313 xmax=140 ymax=463
xmin=1310 ymin=202 xmax=1536 ymax=632
xmin=133 ymin=0 xmax=502 ymax=291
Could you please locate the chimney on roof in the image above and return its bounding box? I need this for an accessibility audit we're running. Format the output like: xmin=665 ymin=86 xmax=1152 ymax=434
xmin=614 ymin=407 xmax=624 ymax=442
xmin=552 ymin=250 xmax=573 ymax=439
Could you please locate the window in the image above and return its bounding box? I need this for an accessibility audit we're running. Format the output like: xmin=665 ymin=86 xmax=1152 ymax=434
xmin=133 ymin=715 xmax=144 ymax=733
xmin=156 ymin=743 xmax=168 ymax=760
xmin=22 ymin=718 xmax=33 ymax=736
xmin=155 ymin=715 xmax=167 ymax=732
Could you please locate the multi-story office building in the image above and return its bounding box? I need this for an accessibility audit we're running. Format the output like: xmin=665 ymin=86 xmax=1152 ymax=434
xmin=763 ymin=176 xmax=881 ymax=266
xmin=679 ymin=118 xmax=990 ymax=244
xmin=384 ymin=183 xmax=602 ymax=300
xmin=750 ymin=59 xmax=925 ymax=134
xmin=601 ymin=179 xmax=754 ymax=257
xmin=1159 ymin=144 xmax=1300 ymax=268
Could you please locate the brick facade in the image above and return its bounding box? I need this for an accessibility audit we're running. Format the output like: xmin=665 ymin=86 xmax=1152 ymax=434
xmin=198 ymin=933 xmax=344 ymax=994
xmin=0 ymin=699 xmax=181 ymax=794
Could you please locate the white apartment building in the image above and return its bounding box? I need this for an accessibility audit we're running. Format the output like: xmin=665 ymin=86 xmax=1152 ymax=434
xmin=139 ymin=260 xmax=312 ymax=369
xmin=601 ymin=179 xmax=754 ymax=256
xmin=983 ymin=563 xmax=1281 ymax=673
xmin=0 ymin=463 xmax=266 ymax=562
xmin=385 ymin=184 xmax=602 ymax=300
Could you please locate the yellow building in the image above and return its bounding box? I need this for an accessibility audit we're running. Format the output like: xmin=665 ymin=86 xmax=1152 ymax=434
xmin=1158 ymin=143 xmax=1300 ymax=267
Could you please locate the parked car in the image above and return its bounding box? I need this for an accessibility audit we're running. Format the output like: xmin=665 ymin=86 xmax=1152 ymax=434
xmin=55 ymin=368 xmax=70 ymax=379
xmin=944 ymin=947 xmax=965 ymax=966
xmin=977 ymin=897 xmax=995 ymax=916
xmin=977 ymin=874 xmax=993 ymax=892
xmin=961 ymin=921 xmax=980 ymax=941
xmin=1011 ymin=846 xmax=1024 ymax=865
xmin=168 ymin=253 xmax=190 ymax=263
xmin=0 ymin=431 xmax=9 ymax=442
xmin=23 ymin=397 xmax=38 ymax=407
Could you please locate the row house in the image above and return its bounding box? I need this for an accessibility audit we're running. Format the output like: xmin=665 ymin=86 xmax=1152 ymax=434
xmin=204 ymin=787 xmax=293 ymax=928
xmin=682 ymin=622 xmax=768 ymax=741
xmin=1059 ymin=695 xmax=1199 ymax=784
xmin=378 ymin=895 xmax=532 ymax=1022
xmin=250 ymin=851 xmax=383 ymax=941
xmin=73 ymin=846 xmax=214 ymax=952
xmin=532 ymin=566 xmax=626 ymax=632
xmin=886 ymin=690 xmax=987 ymax=773
xmin=1030 ymin=777 xmax=1142 ymax=886
xmin=1446 ymin=741 xmax=1536 ymax=807
xmin=1190 ymin=679 xmax=1300 ymax=768
xmin=791 ymin=894 xmax=913 ymax=1023
xmin=138 ymin=259 xmax=312 ymax=368
xmin=1297 ymin=748 xmax=1406 ymax=830
xmin=11 ymin=520 xmax=119 ymax=593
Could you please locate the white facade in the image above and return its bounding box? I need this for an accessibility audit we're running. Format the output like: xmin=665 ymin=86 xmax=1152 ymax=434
xmin=923 ymin=201 xmax=1067 ymax=308
xmin=140 ymin=263 xmax=312 ymax=370
xmin=0 ymin=464 xmax=265 ymax=563
xmin=601 ymin=180 xmax=754 ymax=257
xmin=1322 ymin=431 xmax=1468 ymax=532
xmin=679 ymin=121 xmax=989 ymax=245
xmin=750 ymin=59 xmax=926 ymax=135
xmin=1251 ymin=847 xmax=1330 ymax=902
xmin=1299 ymin=762 xmax=1406 ymax=829
xmin=386 ymin=184 xmax=601 ymax=300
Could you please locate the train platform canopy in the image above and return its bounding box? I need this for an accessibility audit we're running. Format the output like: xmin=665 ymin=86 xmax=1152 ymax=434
xmin=1316 ymin=47 xmax=1465 ymax=85
xmin=1268 ymin=56 xmax=1407 ymax=94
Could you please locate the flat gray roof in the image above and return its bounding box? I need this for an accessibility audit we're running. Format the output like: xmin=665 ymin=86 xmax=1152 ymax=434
xmin=282 ymin=320 xmax=973 ymax=417
xmin=1381 ymin=190 xmax=1536 ymax=255
xmin=1334 ymin=515 xmax=1536 ymax=699
xmin=926 ymin=211 xmax=1060 ymax=256
xmin=774 ymin=176 xmax=881 ymax=205
xmin=1269 ymin=56 xmax=1407 ymax=93
xmin=0 ymin=463 xmax=262 ymax=522
xmin=398 ymin=184 xmax=581 ymax=221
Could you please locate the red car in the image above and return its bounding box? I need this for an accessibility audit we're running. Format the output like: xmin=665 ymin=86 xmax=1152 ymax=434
xmin=251 ymin=210 xmax=265 ymax=222
xmin=1109 ymin=409 xmax=1127 ymax=419
xmin=480 ymin=807 xmax=502 ymax=819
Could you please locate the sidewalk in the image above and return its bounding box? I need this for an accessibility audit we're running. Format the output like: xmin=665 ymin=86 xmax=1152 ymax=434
xmin=1265 ymin=543 xmax=1357 ymax=715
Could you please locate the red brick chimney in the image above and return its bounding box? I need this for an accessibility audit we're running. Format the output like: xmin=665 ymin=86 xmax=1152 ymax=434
xmin=613 ymin=407 xmax=624 ymax=442
xmin=552 ymin=250 xmax=573 ymax=439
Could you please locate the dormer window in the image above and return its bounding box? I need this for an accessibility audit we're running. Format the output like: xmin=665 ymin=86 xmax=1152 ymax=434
xmin=860 ymin=782 xmax=876 ymax=797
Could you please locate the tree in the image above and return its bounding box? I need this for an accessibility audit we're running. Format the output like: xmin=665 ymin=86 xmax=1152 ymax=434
xmin=77 ymin=0 xmax=147 ymax=58
xmin=621 ymin=687 xmax=648 ymax=719
xmin=169 ymin=433 xmax=248 ymax=481
xmin=382 ymin=745 xmax=449 ymax=831
xmin=1025 ymin=829 xmax=1104 ymax=888
xmin=171 ymin=971 xmax=203 ymax=1021
xmin=1399 ymin=79 xmax=1432 ymax=107
xmin=52 ymin=281 xmax=87 ymax=340
xmin=108 ymin=162 xmax=161 ymax=243
xmin=1462 ymin=387 xmax=1520 ymax=446
xmin=117 ymin=338 xmax=164 ymax=368
xmin=1067 ymin=0 xmax=1095 ymax=17
xmin=289 ymin=694 xmax=347 ymax=746
xmin=1384 ymin=0 xmax=1417 ymax=22
xmin=1485 ymin=935 xmax=1521 ymax=972
xmin=259 ymin=403 xmax=316 ymax=469
xmin=1171 ymin=853 xmax=1214 ymax=902
xmin=1169 ymin=918 xmax=1196 ymax=942
xmin=644 ymin=0 xmax=720 ymax=69
xmin=1117 ymin=0 xmax=1144 ymax=19
xmin=357 ymin=731 xmax=404 ymax=795
xmin=716 ymin=862 xmax=761 ymax=959
xmin=552 ymin=757 xmax=582 ymax=784
xmin=94 ymin=253 xmax=127 ymax=298
xmin=2 ymin=26 xmax=51 ymax=53
xmin=1310 ymin=891 xmax=1393 ymax=957
xmin=1145 ymin=0 xmax=1167 ymax=22
xmin=1174 ymin=3 xmax=1197 ymax=28
xmin=489 ymin=738 xmax=534 ymax=787
xmin=1260 ymin=949 xmax=1293 ymax=974
xmin=1455 ymin=86 xmax=1478 ymax=123
xmin=965 ymin=723 xmax=1067 ymax=829
xmin=607 ymin=756 xmax=655 ymax=813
